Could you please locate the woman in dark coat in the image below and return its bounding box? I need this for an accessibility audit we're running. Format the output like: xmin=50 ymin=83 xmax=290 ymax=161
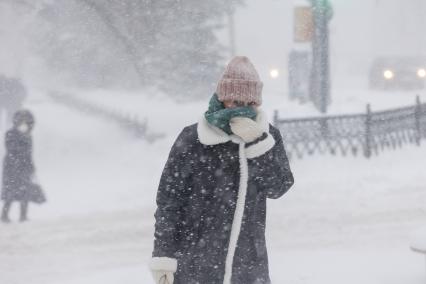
xmin=1 ymin=110 xmax=36 ymax=223
xmin=149 ymin=57 xmax=294 ymax=284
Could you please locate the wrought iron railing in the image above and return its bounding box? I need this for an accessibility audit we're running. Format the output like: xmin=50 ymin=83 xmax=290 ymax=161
xmin=274 ymin=96 xmax=426 ymax=159
xmin=49 ymin=91 xmax=164 ymax=142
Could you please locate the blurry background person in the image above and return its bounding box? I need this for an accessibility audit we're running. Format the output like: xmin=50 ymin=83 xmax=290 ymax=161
xmin=1 ymin=110 xmax=45 ymax=223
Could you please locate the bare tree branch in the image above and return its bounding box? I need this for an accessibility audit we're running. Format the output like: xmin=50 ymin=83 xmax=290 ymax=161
xmin=74 ymin=0 xmax=147 ymax=85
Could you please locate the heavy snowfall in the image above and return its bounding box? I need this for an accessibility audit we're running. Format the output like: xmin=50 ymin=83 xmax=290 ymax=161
xmin=1 ymin=0 xmax=426 ymax=284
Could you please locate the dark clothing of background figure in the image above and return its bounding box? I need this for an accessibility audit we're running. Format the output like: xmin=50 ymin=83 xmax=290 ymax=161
xmin=2 ymin=129 xmax=35 ymax=202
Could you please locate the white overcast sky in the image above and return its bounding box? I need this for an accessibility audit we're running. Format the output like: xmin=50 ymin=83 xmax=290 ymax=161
xmin=221 ymin=0 xmax=426 ymax=89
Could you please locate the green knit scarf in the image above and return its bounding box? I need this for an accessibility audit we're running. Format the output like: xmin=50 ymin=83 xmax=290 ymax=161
xmin=204 ymin=93 xmax=257 ymax=135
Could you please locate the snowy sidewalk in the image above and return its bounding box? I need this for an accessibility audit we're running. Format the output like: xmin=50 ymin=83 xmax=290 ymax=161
xmin=0 ymin=211 xmax=152 ymax=284
xmin=0 ymin=92 xmax=426 ymax=283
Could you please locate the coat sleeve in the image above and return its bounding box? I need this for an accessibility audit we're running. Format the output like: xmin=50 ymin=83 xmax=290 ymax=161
xmin=5 ymin=131 xmax=35 ymax=175
xmin=246 ymin=126 xmax=294 ymax=199
xmin=5 ymin=130 xmax=17 ymax=153
xmin=150 ymin=128 xmax=193 ymax=272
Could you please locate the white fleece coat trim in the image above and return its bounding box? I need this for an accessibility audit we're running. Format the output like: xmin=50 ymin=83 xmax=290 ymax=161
xmin=223 ymin=142 xmax=249 ymax=284
xmin=197 ymin=109 xmax=270 ymax=146
xmin=149 ymin=257 xmax=178 ymax=272
xmin=245 ymin=133 xmax=275 ymax=159
xmin=197 ymin=116 xmax=230 ymax=145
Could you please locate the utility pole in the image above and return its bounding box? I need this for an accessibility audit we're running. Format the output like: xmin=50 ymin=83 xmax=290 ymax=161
xmin=309 ymin=0 xmax=332 ymax=113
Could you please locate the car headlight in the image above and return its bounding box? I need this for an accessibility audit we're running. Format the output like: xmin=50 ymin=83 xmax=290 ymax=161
xmin=417 ymin=68 xmax=426 ymax=78
xmin=269 ymin=69 xmax=279 ymax=79
xmin=383 ymin=70 xmax=394 ymax=80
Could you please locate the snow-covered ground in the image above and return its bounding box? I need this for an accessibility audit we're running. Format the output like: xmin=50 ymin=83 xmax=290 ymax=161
xmin=1 ymin=87 xmax=426 ymax=284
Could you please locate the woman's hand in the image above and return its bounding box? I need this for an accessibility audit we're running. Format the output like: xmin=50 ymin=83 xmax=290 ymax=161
xmin=230 ymin=117 xmax=264 ymax=143
xmin=151 ymin=270 xmax=174 ymax=284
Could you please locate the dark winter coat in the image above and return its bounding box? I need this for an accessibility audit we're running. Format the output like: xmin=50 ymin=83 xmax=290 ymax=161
xmin=151 ymin=111 xmax=294 ymax=284
xmin=1 ymin=128 xmax=35 ymax=202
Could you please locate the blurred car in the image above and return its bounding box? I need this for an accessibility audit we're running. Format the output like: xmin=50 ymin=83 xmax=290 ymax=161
xmin=369 ymin=57 xmax=426 ymax=90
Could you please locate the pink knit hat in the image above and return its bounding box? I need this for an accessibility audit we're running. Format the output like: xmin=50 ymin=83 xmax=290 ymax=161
xmin=216 ymin=56 xmax=263 ymax=105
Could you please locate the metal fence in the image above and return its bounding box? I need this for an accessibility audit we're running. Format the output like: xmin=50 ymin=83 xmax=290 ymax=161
xmin=49 ymin=91 xmax=164 ymax=142
xmin=274 ymin=96 xmax=426 ymax=159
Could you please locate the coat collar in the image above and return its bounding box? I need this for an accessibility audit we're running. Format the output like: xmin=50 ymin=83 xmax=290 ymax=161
xmin=197 ymin=109 xmax=270 ymax=146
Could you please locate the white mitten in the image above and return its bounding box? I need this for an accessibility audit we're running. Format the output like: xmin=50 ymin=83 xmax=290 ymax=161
xmin=151 ymin=270 xmax=174 ymax=284
xmin=230 ymin=117 xmax=264 ymax=143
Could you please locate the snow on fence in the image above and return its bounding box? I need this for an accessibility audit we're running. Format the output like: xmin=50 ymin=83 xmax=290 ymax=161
xmin=49 ymin=91 xmax=164 ymax=142
xmin=274 ymin=96 xmax=426 ymax=159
